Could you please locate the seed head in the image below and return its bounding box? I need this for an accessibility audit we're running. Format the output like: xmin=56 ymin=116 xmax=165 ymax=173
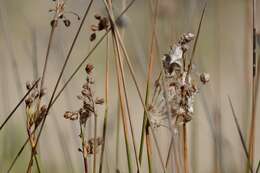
xmin=85 ymin=64 xmax=94 ymax=74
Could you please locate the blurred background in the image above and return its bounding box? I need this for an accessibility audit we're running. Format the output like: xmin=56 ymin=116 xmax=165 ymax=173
xmin=0 ymin=0 xmax=259 ymax=172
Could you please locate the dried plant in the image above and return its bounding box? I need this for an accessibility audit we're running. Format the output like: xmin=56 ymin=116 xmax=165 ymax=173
xmin=149 ymin=33 xmax=209 ymax=129
xmin=147 ymin=33 xmax=209 ymax=173
xmin=24 ymin=79 xmax=47 ymax=172
xmin=64 ymin=64 xmax=103 ymax=173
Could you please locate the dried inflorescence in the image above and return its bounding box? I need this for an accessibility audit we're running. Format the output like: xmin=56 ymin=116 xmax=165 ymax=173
xmin=85 ymin=137 xmax=103 ymax=155
xmin=64 ymin=64 xmax=103 ymax=156
xmin=25 ymin=80 xmax=47 ymax=128
xmin=49 ymin=0 xmax=80 ymax=27
xmin=64 ymin=64 xmax=104 ymax=126
xmin=89 ymin=14 xmax=110 ymax=41
xmin=149 ymin=33 xmax=209 ymax=128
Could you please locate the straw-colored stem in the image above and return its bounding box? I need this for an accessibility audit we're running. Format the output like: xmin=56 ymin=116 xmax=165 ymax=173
xmin=113 ymin=35 xmax=133 ymax=173
xmin=80 ymin=124 xmax=88 ymax=173
xmin=183 ymin=124 xmax=189 ymax=173
xmin=138 ymin=0 xmax=159 ymax=169
xmin=99 ymin=34 xmax=110 ymax=173
xmin=105 ymin=6 xmax=166 ymax=170
xmin=248 ymin=0 xmax=256 ymax=171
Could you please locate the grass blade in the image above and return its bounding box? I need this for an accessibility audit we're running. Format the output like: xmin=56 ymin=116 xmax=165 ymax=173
xmin=227 ymin=96 xmax=253 ymax=173
xmin=113 ymin=35 xmax=133 ymax=173
xmin=104 ymin=6 xmax=167 ymax=171
xmin=99 ymin=34 xmax=110 ymax=173
xmin=138 ymin=0 xmax=159 ymax=170
xmin=187 ymin=1 xmax=207 ymax=74
xmin=249 ymin=0 xmax=257 ymax=167
xmin=256 ymin=160 xmax=260 ymax=173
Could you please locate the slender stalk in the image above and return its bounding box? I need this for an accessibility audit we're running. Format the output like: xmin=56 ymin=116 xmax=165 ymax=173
xmin=115 ymin=102 xmax=121 ymax=172
xmin=80 ymin=123 xmax=88 ymax=173
xmin=99 ymin=34 xmax=110 ymax=173
xmin=103 ymin=3 xmax=166 ymax=170
xmin=145 ymin=125 xmax=153 ymax=173
xmin=113 ymin=35 xmax=133 ymax=173
xmin=30 ymin=21 xmax=57 ymax=171
xmin=187 ymin=1 xmax=207 ymax=75
xmin=93 ymin=105 xmax=97 ymax=173
xmin=139 ymin=0 xmax=159 ymax=169
xmin=248 ymin=0 xmax=256 ymax=170
xmin=183 ymin=124 xmax=189 ymax=173
xmin=256 ymin=160 xmax=260 ymax=173
xmin=111 ymin=24 xmax=142 ymax=173
xmin=228 ymin=96 xmax=253 ymax=173
xmin=166 ymin=136 xmax=181 ymax=173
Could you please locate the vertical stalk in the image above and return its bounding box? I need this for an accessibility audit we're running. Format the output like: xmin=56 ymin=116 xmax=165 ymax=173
xmin=183 ymin=124 xmax=189 ymax=173
xmin=99 ymin=34 xmax=110 ymax=173
xmin=113 ymin=35 xmax=133 ymax=173
xmin=80 ymin=123 xmax=88 ymax=173
xmin=248 ymin=0 xmax=256 ymax=170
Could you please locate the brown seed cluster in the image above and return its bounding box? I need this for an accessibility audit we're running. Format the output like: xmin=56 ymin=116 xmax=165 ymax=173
xmin=89 ymin=14 xmax=110 ymax=42
xmin=64 ymin=64 xmax=103 ymax=157
xmin=63 ymin=64 xmax=104 ymax=126
xmin=84 ymin=137 xmax=103 ymax=155
xmin=25 ymin=80 xmax=47 ymax=128
xmin=49 ymin=0 xmax=80 ymax=27
xmin=149 ymin=33 xmax=209 ymax=128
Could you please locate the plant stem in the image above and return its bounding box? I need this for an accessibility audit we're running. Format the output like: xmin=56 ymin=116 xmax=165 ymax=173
xmin=183 ymin=123 xmax=189 ymax=173
xmin=80 ymin=123 xmax=88 ymax=173
xmin=112 ymin=34 xmax=133 ymax=173
xmin=248 ymin=0 xmax=256 ymax=171
xmin=99 ymin=34 xmax=110 ymax=173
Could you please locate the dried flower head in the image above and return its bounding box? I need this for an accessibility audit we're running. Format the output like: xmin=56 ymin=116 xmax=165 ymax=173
xmin=200 ymin=73 xmax=210 ymax=84
xmin=49 ymin=0 xmax=80 ymax=27
xmin=85 ymin=64 xmax=94 ymax=74
xmin=149 ymin=33 xmax=209 ymax=128
xmin=89 ymin=14 xmax=110 ymax=41
xmin=24 ymin=80 xmax=47 ymax=129
xmin=84 ymin=137 xmax=103 ymax=155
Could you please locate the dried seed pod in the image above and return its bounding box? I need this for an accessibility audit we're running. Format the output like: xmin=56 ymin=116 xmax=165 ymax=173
xmin=79 ymin=109 xmax=91 ymax=125
xmin=85 ymin=137 xmax=103 ymax=154
xmin=50 ymin=19 xmax=58 ymax=27
xmin=90 ymin=33 xmax=96 ymax=42
xmin=26 ymin=81 xmax=31 ymax=90
xmin=25 ymin=97 xmax=33 ymax=106
xmin=59 ymin=14 xmax=64 ymax=19
xmin=85 ymin=64 xmax=94 ymax=74
xmin=83 ymin=102 xmax=94 ymax=113
xmin=63 ymin=19 xmax=71 ymax=27
xmin=64 ymin=111 xmax=79 ymax=120
xmin=200 ymin=73 xmax=210 ymax=84
xmin=81 ymin=89 xmax=89 ymax=97
xmin=95 ymin=98 xmax=104 ymax=105
xmin=98 ymin=17 xmax=109 ymax=31
xmin=35 ymin=105 xmax=47 ymax=126
xmin=82 ymin=83 xmax=89 ymax=90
